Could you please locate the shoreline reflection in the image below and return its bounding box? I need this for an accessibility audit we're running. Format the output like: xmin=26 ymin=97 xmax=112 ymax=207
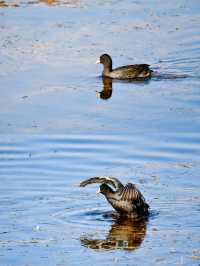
xmin=0 ymin=0 xmax=80 ymax=7
xmin=80 ymin=215 xmax=148 ymax=251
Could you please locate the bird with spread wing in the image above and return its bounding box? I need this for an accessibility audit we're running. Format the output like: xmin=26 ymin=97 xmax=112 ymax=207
xmin=80 ymin=176 xmax=149 ymax=218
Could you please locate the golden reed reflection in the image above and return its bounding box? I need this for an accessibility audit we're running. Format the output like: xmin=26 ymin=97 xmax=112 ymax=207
xmin=39 ymin=0 xmax=80 ymax=6
xmin=39 ymin=0 xmax=80 ymax=5
xmin=39 ymin=0 xmax=58 ymax=5
xmin=0 ymin=0 xmax=80 ymax=7
xmin=80 ymin=216 xmax=147 ymax=251
xmin=0 ymin=1 xmax=5 ymax=7
xmin=0 ymin=0 xmax=8 ymax=7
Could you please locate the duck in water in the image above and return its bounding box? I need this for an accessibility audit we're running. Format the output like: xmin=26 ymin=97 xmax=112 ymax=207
xmin=80 ymin=176 xmax=149 ymax=218
xmin=96 ymin=54 xmax=152 ymax=80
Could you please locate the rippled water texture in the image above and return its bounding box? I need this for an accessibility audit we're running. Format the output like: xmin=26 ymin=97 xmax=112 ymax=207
xmin=0 ymin=1 xmax=200 ymax=265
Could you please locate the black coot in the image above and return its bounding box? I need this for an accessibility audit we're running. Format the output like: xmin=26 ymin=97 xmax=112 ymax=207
xmin=96 ymin=54 xmax=152 ymax=79
xmin=80 ymin=176 xmax=149 ymax=218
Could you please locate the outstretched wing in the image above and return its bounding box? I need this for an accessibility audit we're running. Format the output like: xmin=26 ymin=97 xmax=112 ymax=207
xmin=121 ymin=183 xmax=149 ymax=213
xmin=80 ymin=176 xmax=124 ymax=190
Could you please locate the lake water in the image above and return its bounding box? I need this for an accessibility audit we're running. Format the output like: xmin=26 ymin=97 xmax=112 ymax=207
xmin=0 ymin=1 xmax=200 ymax=265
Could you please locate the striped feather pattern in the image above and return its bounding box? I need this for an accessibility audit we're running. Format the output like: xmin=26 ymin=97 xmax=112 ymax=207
xmin=80 ymin=176 xmax=149 ymax=217
xmin=80 ymin=176 xmax=124 ymax=190
xmin=120 ymin=183 xmax=149 ymax=214
xmin=121 ymin=183 xmax=141 ymax=201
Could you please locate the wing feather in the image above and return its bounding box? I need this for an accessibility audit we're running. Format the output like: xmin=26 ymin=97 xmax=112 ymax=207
xmin=80 ymin=176 xmax=124 ymax=190
xmin=113 ymin=64 xmax=151 ymax=79
xmin=121 ymin=183 xmax=149 ymax=214
xmin=121 ymin=183 xmax=148 ymax=206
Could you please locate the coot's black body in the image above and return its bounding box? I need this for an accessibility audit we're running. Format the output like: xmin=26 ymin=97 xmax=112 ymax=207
xmin=96 ymin=54 xmax=152 ymax=80
xmin=80 ymin=176 xmax=149 ymax=218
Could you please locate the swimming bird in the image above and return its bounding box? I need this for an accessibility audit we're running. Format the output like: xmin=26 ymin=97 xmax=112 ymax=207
xmin=80 ymin=176 xmax=149 ymax=218
xmin=96 ymin=54 xmax=152 ymax=80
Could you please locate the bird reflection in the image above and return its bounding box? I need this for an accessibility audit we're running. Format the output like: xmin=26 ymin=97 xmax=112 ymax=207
xmin=96 ymin=77 xmax=113 ymax=100
xmin=96 ymin=77 xmax=151 ymax=100
xmin=80 ymin=215 xmax=147 ymax=251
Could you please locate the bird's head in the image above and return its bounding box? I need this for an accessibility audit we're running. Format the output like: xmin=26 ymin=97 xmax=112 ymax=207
xmin=96 ymin=54 xmax=112 ymax=70
xmin=97 ymin=184 xmax=114 ymax=195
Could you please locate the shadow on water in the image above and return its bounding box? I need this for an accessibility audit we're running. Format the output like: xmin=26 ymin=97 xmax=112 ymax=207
xmin=80 ymin=214 xmax=148 ymax=251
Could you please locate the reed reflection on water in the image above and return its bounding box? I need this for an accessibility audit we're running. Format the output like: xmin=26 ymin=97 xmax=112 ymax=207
xmin=80 ymin=215 xmax=147 ymax=251
xmin=0 ymin=0 xmax=80 ymax=7
xmin=38 ymin=0 xmax=80 ymax=5
xmin=0 ymin=0 xmax=7 ymax=7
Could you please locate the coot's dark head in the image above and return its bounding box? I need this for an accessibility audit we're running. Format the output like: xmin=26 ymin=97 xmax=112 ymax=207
xmin=100 ymin=54 xmax=112 ymax=64
xmin=97 ymin=54 xmax=112 ymax=71
xmin=98 ymin=184 xmax=114 ymax=195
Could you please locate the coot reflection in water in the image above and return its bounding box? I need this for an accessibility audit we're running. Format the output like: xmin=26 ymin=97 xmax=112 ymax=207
xmin=96 ymin=77 xmax=150 ymax=100
xmin=80 ymin=215 xmax=147 ymax=251
xmin=96 ymin=78 xmax=113 ymax=100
